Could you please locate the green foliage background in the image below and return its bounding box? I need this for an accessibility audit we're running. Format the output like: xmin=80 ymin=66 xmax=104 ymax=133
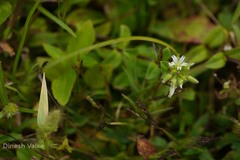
xmin=0 ymin=0 xmax=240 ymax=159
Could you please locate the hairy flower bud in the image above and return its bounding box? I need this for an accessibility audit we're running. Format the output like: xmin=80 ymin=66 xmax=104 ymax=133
xmin=2 ymin=103 xmax=18 ymax=118
xmin=162 ymin=74 xmax=172 ymax=83
xmin=187 ymin=76 xmax=199 ymax=84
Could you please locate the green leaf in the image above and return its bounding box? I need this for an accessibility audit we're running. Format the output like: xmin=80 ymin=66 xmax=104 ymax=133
xmin=67 ymin=20 xmax=95 ymax=53
xmin=0 ymin=132 xmax=22 ymax=144
xmin=52 ymin=70 xmax=76 ymax=106
xmin=145 ymin=62 xmax=160 ymax=80
xmin=95 ymin=22 xmax=112 ymax=37
xmin=160 ymin=61 xmax=169 ymax=72
xmin=225 ymin=48 xmax=240 ymax=60
xmin=66 ymin=8 xmax=105 ymax=28
xmin=199 ymin=149 xmax=214 ymax=160
xmin=204 ymin=26 xmax=226 ymax=48
xmin=101 ymin=49 xmax=122 ymax=69
xmin=43 ymin=44 xmax=65 ymax=59
xmin=232 ymin=3 xmax=240 ymax=24
xmin=38 ymin=6 xmax=76 ymax=37
xmin=17 ymin=148 xmax=32 ymax=160
xmin=81 ymin=55 xmax=98 ymax=67
xmin=83 ymin=65 xmax=105 ymax=89
xmin=0 ymin=2 xmax=12 ymax=25
xmin=113 ymin=72 xmax=130 ymax=89
xmin=117 ymin=24 xmax=131 ymax=49
xmin=190 ymin=114 xmax=209 ymax=136
xmin=181 ymin=88 xmax=196 ymax=101
xmin=162 ymin=47 xmax=171 ymax=61
xmin=205 ymin=52 xmax=226 ymax=69
xmin=186 ymin=45 xmax=210 ymax=63
xmin=100 ymin=64 xmax=114 ymax=82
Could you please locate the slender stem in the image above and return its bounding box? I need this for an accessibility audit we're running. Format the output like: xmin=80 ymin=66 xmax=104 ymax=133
xmin=0 ymin=62 xmax=9 ymax=105
xmin=12 ymin=0 xmax=41 ymax=75
xmin=45 ymin=36 xmax=178 ymax=71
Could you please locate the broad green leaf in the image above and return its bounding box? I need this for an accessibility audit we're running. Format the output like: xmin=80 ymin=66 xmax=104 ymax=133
xmin=0 ymin=2 xmax=12 ymax=25
xmin=162 ymin=47 xmax=171 ymax=61
xmin=52 ymin=70 xmax=76 ymax=106
xmin=38 ymin=6 xmax=76 ymax=37
xmin=225 ymin=48 xmax=240 ymax=60
xmin=186 ymin=45 xmax=210 ymax=63
xmin=199 ymin=149 xmax=214 ymax=160
xmin=66 ymin=9 xmax=105 ymax=28
xmin=41 ymin=58 xmax=67 ymax=80
xmin=181 ymin=88 xmax=196 ymax=101
xmin=67 ymin=20 xmax=95 ymax=53
xmin=218 ymin=10 xmax=232 ymax=30
xmin=113 ymin=72 xmax=130 ymax=89
xmin=81 ymin=55 xmax=98 ymax=67
xmin=190 ymin=114 xmax=209 ymax=136
xmin=204 ymin=26 xmax=227 ymax=48
xmin=17 ymin=148 xmax=32 ymax=160
xmin=100 ymin=64 xmax=114 ymax=82
xmin=145 ymin=62 xmax=161 ymax=80
xmin=205 ymin=52 xmax=226 ymax=69
xmin=117 ymin=24 xmax=131 ymax=49
xmin=0 ymin=133 xmax=22 ymax=143
xmin=83 ymin=65 xmax=105 ymax=89
xmin=160 ymin=61 xmax=169 ymax=72
xmin=232 ymin=3 xmax=240 ymax=24
xmin=95 ymin=22 xmax=112 ymax=37
xmin=43 ymin=44 xmax=65 ymax=59
xmin=37 ymin=73 xmax=48 ymax=128
xmin=28 ymin=32 xmax=62 ymax=47
xmin=101 ymin=49 xmax=122 ymax=69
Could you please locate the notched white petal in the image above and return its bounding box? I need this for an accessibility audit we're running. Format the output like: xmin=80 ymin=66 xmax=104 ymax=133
xmin=171 ymin=55 xmax=178 ymax=63
xmin=179 ymin=56 xmax=185 ymax=63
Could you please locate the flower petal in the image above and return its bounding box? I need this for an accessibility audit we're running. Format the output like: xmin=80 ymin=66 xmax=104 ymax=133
xmin=169 ymin=62 xmax=175 ymax=67
xmin=168 ymin=86 xmax=176 ymax=98
xmin=179 ymin=56 xmax=185 ymax=63
xmin=171 ymin=55 xmax=178 ymax=63
xmin=181 ymin=62 xmax=188 ymax=66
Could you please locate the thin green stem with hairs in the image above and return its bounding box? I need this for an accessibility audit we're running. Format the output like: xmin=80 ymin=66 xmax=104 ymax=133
xmin=45 ymin=36 xmax=178 ymax=71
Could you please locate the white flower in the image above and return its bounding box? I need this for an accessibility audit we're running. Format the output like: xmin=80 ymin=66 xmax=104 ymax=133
xmin=169 ymin=55 xmax=188 ymax=70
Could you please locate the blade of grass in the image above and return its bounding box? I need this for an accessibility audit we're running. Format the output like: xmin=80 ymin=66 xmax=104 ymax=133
xmin=0 ymin=62 xmax=9 ymax=105
xmin=19 ymin=107 xmax=37 ymax=114
xmin=12 ymin=0 xmax=41 ymax=75
xmin=232 ymin=3 xmax=240 ymax=24
xmin=38 ymin=6 xmax=76 ymax=37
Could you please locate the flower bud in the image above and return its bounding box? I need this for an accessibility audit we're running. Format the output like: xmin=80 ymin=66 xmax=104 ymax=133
xmin=177 ymin=78 xmax=184 ymax=88
xmin=3 ymin=103 xmax=18 ymax=118
xmin=162 ymin=74 xmax=172 ymax=83
xmin=187 ymin=76 xmax=199 ymax=84
xmin=38 ymin=72 xmax=49 ymax=129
